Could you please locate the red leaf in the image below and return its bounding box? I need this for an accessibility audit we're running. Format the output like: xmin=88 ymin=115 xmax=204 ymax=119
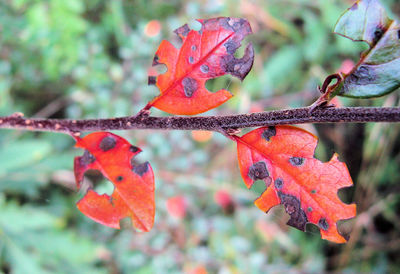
xmin=235 ymin=126 xmax=356 ymax=243
xmin=74 ymin=132 xmax=155 ymax=232
xmin=148 ymin=17 xmax=254 ymax=115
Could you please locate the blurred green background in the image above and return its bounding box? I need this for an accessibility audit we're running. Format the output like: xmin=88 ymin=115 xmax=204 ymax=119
xmin=1 ymin=0 xmax=400 ymax=273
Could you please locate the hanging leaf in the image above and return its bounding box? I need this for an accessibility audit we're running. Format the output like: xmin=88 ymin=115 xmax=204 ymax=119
xmin=332 ymin=0 xmax=400 ymax=98
xmin=235 ymin=126 xmax=356 ymax=243
xmin=148 ymin=17 xmax=254 ymax=115
xmin=74 ymin=132 xmax=155 ymax=232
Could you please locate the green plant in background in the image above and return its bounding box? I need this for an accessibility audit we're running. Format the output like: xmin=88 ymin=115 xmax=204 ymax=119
xmin=1 ymin=0 xmax=400 ymax=273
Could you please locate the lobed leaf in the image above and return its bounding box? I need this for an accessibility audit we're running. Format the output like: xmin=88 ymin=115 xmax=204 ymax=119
xmin=74 ymin=132 xmax=155 ymax=231
xmin=148 ymin=17 xmax=254 ymax=115
xmin=236 ymin=126 xmax=356 ymax=243
xmin=333 ymin=0 xmax=400 ymax=98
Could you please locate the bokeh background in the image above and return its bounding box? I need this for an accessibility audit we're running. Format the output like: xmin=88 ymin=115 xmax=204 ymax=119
xmin=1 ymin=0 xmax=400 ymax=273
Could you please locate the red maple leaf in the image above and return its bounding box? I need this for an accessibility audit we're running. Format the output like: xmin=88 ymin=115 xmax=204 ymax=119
xmin=235 ymin=125 xmax=356 ymax=243
xmin=74 ymin=132 xmax=155 ymax=232
xmin=148 ymin=17 xmax=254 ymax=115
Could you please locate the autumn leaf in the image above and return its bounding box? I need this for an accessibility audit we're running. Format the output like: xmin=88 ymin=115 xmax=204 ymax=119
xmin=235 ymin=126 xmax=356 ymax=243
xmin=74 ymin=132 xmax=155 ymax=232
xmin=148 ymin=17 xmax=254 ymax=115
xmin=332 ymin=0 xmax=400 ymax=98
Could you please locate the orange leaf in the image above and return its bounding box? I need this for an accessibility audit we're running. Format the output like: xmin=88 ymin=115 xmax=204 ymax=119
xmin=74 ymin=132 xmax=155 ymax=232
xmin=235 ymin=126 xmax=356 ymax=243
xmin=148 ymin=17 xmax=254 ymax=115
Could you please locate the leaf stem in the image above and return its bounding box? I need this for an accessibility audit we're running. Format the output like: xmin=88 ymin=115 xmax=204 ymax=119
xmin=1 ymin=107 xmax=400 ymax=134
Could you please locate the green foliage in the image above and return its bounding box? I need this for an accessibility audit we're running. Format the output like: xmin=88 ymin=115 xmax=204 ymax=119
xmin=334 ymin=0 xmax=400 ymax=98
xmin=1 ymin=0 xmax=400 ymax=273
xmin=0 ymin=196 xmax=103 ymax=274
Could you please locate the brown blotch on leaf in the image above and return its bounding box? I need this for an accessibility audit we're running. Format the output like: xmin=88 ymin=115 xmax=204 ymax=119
xmin=148 ymin=76 xmax=156 ymax=85
xmin=174 ymin=24 xmax=190 ymax=39
xmin=274 ymin=178 xmax=283 ymax=189
xmin=223 ymin=40 xmax=238 ymax=55
xmin=99 ymin=136 xmax=117 ymax=152
xmin=248 ymin=161 xmax=269 ymax=181
xmin=130 ymin=145 xmax=140 ymax=153
xmin=289 ymin=157 xmax=305 ymax=167
xmin=132 ymin=162 xmax=150 ymax=176
xmin=318 ymin=218 xmax=329 ymax=231
xmin=346 ymin=65 xmax=375 ymax=86
xmin=221 ymin=43 xmax=254 ymax=81
xmin=152 ymin=55 xmax=159 ymax=66
xmin=220 ymin=17 xmax=250 ymax=33
xmin=262 ymin=126 xmax=276 ymax=141
xmin=373 ymin=27 xmax=384 ymax=44
xmin=397 ymin=30 xmax=400 ymax=40
xmin=278 ymin=192 xmax=308 ymax=231
xmin=80 ymin=150 xmax=95 ymax=166
xmin=182 ymin=77 xmax=198 ymax=97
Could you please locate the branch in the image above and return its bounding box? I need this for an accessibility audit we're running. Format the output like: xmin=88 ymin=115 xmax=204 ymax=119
xmin=1 ymin=107 xmax=400 ymax=134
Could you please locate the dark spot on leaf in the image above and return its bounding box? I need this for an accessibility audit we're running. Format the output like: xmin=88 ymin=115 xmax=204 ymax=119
xmin=148 ymin=76 xmax=156 ymax=85
xmin=373 ymin=27 xmax=383 ymax=43
xmin=223 ymin=40 xmax=238 ymax=55
xmin=318 ymin=218 xmax=329 ymax=231
xmin=262 ymin=126 xmax=276 ymax=141
xmin=182 ymin=77 xmax=198 ymax=97
xmin=220 ymin=17 xmax=249 ymax=33
xmin=116 ymin=176 xmax=124 ymax=182
xmin=397 ymin=30 xmax=400 ymax=40
xmin=130 ymin=146 xmax=140 ymax=153
xmin=311 ymin=189 xmax=317 ymax=194
xmin=293 ymin=17 xmax=304 ymax=28
xmin=274 ymin=178 xmax=283 ymax=189
xmin=188 ymin=56 xmax=194 ymax=64
xmin=191 ymin=45 xmax=197 ymax=51
xmin=248 ymin=161 xmax=269 ymax=181
xmin=80 ymin=150 xmax=95 ymax=166
xmin=308 ymin=207 xmax=313 ymax=212
xmin=99 ymin=136 xmax=117 ymax=152
xmin=174 ymin=24 xmax=190 ymax=39
xmin=132 ymin=162 xmax=150 ymax=176
xmin=221 ymin=43 xmax=254 ymax=81
xmin=152 ymin=54 xmax=159 ymax=66
xmin=289 ymin=157 xmax=305 ymax=166
xmin=346 ymin=65 xmax=375 ymax=85
xmin=200 ymin=64 xmax=209 ymax=73
xmin=278 ymin=192 xmax=308 ymax=231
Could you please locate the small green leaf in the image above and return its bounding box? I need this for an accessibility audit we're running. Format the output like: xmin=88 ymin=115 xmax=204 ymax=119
xmin=334 ymin=0 xmax=392 ymax=46
xmin=333 ymin=0 xmax=400 ymax=98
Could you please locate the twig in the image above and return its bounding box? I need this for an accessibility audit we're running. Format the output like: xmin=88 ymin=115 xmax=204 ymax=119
xmin=1 ymin=107 xmax=400 ymax=134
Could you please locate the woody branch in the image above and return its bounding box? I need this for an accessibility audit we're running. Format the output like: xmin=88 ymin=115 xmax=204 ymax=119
xmin=1 ymin=107 xmax=400 ymax=135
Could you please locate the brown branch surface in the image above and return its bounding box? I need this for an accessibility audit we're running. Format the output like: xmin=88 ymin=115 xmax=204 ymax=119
xmin=1 ymin=107 xmax=400 ymax=134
